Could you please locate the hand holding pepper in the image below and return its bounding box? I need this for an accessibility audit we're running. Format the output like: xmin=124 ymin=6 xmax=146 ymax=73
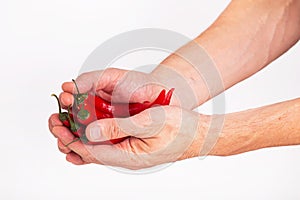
xmin=49 ymin=105 xmax=205 ymax=167
xmin=51 ymin=69 xmax=175 ymax=147
xmin=59 ymin=68 xmax=177 ymax=110
xmin=48 ymin=0 xmax=300 ymax=170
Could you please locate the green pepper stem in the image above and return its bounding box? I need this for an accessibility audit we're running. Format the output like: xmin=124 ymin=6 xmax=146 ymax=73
xmin=65 ymin=138 xmax=80 ymax=147
xmin=67 ymin=105 xmax=71 ymax=118
xmin=72 ymin=79 xmax=81 ymax=94
xmin=67 ymin=105 xmax=80 ymax=132
xmin=67 ymin=105 xmax=75 ymax=125
xmin=51 ymin=94 xmax=62 ymax=114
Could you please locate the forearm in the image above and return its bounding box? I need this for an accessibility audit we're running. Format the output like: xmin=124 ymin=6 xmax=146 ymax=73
xmin=152 ymin=0 xmax=300 ymax=109
xmin=186 ymin=98 xmax=300 ymax=158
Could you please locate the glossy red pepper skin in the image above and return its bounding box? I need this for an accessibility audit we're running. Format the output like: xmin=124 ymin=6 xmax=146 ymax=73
xmin=93 ymin=89 xmax=172 ymax=117
xmin=96 ymin=110 xmax=113 ymax=119
xmin=73 ymin=95 xmax=114 ymax=125
xmin=162 ymin=88 xmax=174 ymax=105
xmin=80 ymin=89 xmax=171 ymax=118
xmin=126 ymin=89 xmax=166 ymax=116
xmin=94 ymin=95 xmax=113 ymax=113
xmin=73 ymin=89 xmax=171 ymax=124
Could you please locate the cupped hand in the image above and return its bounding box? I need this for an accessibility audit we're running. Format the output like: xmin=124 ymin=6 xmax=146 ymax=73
xmin=59 ymin=68 xmax=178 ymax=109
xmin=48 ymin=106 xmax=209 ymax=170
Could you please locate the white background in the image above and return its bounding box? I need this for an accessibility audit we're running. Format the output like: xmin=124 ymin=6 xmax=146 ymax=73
xmin=1 ymin=0 xmax=299 ymax=199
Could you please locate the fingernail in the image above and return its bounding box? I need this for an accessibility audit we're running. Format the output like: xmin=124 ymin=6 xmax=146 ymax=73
xmin=89 ymin=125 xmax=102 ymax=142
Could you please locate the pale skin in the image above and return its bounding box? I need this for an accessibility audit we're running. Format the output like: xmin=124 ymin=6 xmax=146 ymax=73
xmin=48 ymin=0 xmax=300 ymax=169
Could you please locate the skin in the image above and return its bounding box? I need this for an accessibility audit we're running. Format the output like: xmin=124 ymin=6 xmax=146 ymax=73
xmin=153 ymin=0 xmax=300 ymax=107
xmin=49 ymin=98 xmax=300 ymax=168
xmin=49 ymin=0 xmax=300 ymax=169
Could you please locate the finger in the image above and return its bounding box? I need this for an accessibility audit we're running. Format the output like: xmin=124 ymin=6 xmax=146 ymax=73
xmin=59 ymin=92 xmax=74 ymax=108
xmin=112 ymin=70 xmax=156 ymax=102
xmin=85 ymin=118 xmax=129 ymax=143
xmin=85 ymin=106 xmax=167 ymax=142
xmin=63 ymin=69 xmax=129 ymax=94
xmin=66 ymin=152 xmax=88 ymax=165
xmin=62 ymin=81 xmax=75 ymax=93
xmin=48 ymin=113 xmax=63 ymax=134
xmin=62 ymin=71 xmax=103 ymax=94
xmin=83 ymin=143 xmax=135 ymax=168
xmin=61 ymin=78 xmax=112 ymax=102
xmin=58 ymin=139 xmax=71 ymax=154
xmin=51 ymin=126 xmax=91 ymax=157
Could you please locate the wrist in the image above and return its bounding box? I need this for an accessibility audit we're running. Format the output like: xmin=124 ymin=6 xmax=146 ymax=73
xmin=178 ymin=113 xmax=211 ymax=160
xmin=151 ymin=49 xmax=211 ymax=109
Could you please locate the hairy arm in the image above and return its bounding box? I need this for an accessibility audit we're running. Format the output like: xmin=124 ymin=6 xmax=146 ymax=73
xmin=182 ymin=98 xmax=300 ymax=159
xmin=152 ymin=0 xmax=300 ymax=109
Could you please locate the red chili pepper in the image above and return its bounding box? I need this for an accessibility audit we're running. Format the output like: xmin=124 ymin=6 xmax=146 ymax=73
xmin=94 ymin=95 xmax=113 ymax=114
xmin=92 ymin=89 xmax=170 ymax=117
xmin=96 ymin=110 xmax=113 ymax=119
xmin=93 ymin=88 xmax=173 ymax=117
xmin=125 ymin=89 xmax=167 ymax=116
xmin=71 ymin=79 xmax=100 ymax=126
xmin=54 ymin=80 xmax=175 ymax=146
xmin=162 ymin=88 xmax=174 ymax=105
xmin=110 ymin=88 xmax=174 ymax=117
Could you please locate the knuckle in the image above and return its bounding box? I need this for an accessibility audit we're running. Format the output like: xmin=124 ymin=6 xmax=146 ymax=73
xmin=109 ymin=121 xmax=120 ymax=139
xmin=77 ymin=71 xmax=90 ymax=80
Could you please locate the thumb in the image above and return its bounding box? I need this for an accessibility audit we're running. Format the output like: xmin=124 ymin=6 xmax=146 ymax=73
xmin=85 ymin=107 xmax=167 ymax=142
xmin=85 ymin=118 xmax=128 ymax=143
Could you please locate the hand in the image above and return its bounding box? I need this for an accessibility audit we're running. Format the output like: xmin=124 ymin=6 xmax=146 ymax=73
xmin=59 ymin=68 xmax=179 ymax=109
xmin=48 ymin=106 xmax=208 ymax=170
xmin=49 ymin=67 xmax=194 ymax=168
